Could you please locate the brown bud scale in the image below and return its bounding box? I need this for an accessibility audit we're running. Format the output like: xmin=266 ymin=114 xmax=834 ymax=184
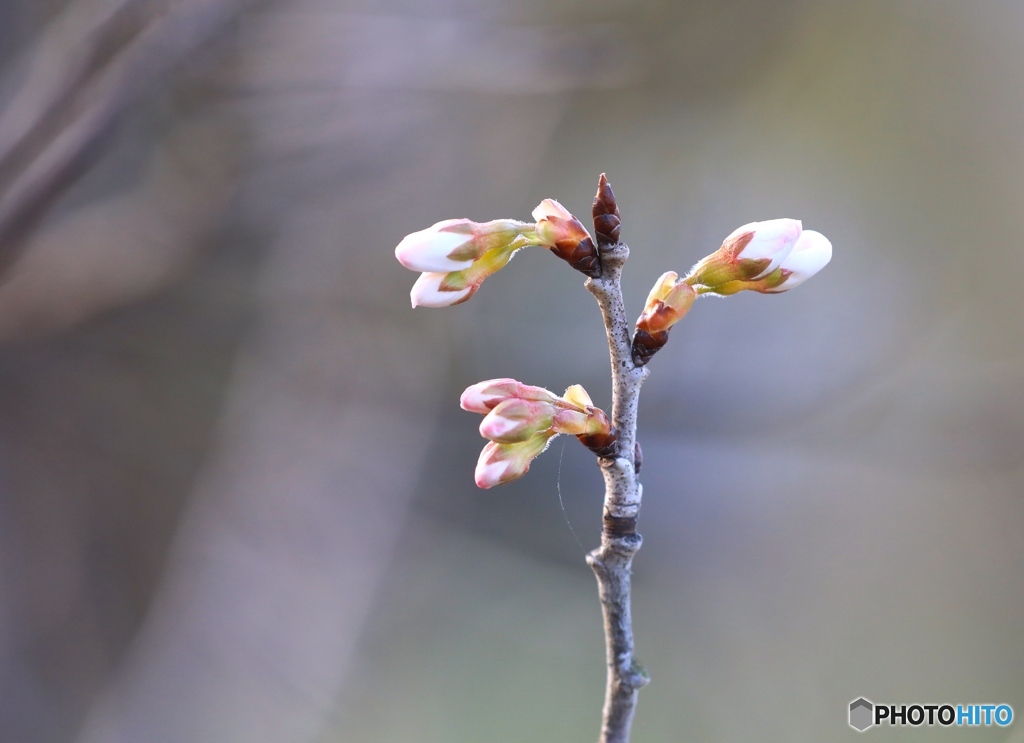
xmin=552 ymin=235 xmax=602 ymax=278
xmin=630 ymin=328 xmax=669 ymax=367
xmin=578 ymin=426 xmax=618 ymax=458
xmin=593 ymin=214 xmax=621 ymax=245
xmin=592 ymin=173 xmax=622 ymax=248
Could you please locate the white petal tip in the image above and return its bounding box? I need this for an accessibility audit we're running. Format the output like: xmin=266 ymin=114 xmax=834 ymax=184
xmin=475 ymin=459 xmax=512 ymax=489
xmin=409 ymin=272 xmax=473 ymax=308
xmin=771 ymin=230 xmax=832 ymax=291
xmin=395 ymin=229 xmax=475 ymax=273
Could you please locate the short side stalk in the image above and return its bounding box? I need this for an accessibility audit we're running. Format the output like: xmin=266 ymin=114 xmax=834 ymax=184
xmin=585 ymin=238 xmax=650 ymax=743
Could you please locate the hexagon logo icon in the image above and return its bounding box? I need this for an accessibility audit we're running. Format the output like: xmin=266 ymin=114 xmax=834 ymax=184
xmin=849 ymin=698 xmax=874 ymax=732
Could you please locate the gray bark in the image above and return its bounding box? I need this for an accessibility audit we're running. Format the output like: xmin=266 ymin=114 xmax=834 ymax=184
xmin=585 ymin=239 xmax=650 ymax=743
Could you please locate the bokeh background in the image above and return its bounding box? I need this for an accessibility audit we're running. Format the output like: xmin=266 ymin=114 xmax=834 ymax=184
xmin=1 ymin=0 xmax=1023 ymax=741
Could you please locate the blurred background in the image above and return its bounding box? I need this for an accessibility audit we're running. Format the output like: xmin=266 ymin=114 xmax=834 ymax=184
xmin=0 ymin=0 xmax=1022 ymax=741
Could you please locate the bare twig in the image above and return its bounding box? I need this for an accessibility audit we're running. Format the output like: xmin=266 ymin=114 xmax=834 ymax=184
xmin=585 ymin=174 xmax=650 ymax=743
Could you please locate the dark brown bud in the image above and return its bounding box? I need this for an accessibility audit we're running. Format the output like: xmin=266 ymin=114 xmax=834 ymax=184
xmin=592 ymin=173 xmax=621 ymax=247
xmin=551 ymin=234 xmax=602 ymax=278
xmin=633 ymin=441 xmax=643 ymax=474
xmin=631 ymin=328 xmax=670 ymax=367
xmin=577 ymin=426 xmax=618 ymax=458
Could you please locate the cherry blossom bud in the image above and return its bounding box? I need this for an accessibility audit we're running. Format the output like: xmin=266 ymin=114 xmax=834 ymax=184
xmin=686 ymin=218 xmax=802 ymax=291
xmin=475 ymin=433 xmax=555 ymax=489
xmin=395 ymin=219 xmax=527 ymax=273
xmin=408 ymin=239 xmax=522 ymax=308
xmin=479 ymin=398 xmax=556 ymax=444
xmin=398 ymin=216 xmax=548 ymax=308
xmin=532 ymin=199 xmax=601 ymax=278
xmin=701 ymin=229 xmax=832 ymax=296
xmin=410 ymin=271 xmax=477 ymax=308
xmin=631 ymin=271 xmax=697 ymax=366
xmin=398 ymin=201 xmax=604 ymax=307
xmin=460 ymin=379 xmax=560 ymax=414
xmin=463 ymin=378 xmax=616 ymax=485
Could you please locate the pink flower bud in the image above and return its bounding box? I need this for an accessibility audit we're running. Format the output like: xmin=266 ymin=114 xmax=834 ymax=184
xmin=397 ymin=217 xmax=547 ymax=308
xmin=460 ymin=378 xmax=521 ymax=413
xmin=397 ymin=202 xmax=603 ymax=307
xmin=460 ymin=379 xmax=560 ymax=414
xmin=407 ymin=238 xmax=526 ymax=308
xmin=463 ymin=378 xmax=615 ymax=485
xmin=395 ymin=219 xmax=525 ymax=273
xmin=701 ymin=229 xmax=832 ymax=295
xmin=475 ymin=434 xmax=554 ymax=489
xmin=686 ymin=218 xmax=802 ymax=290
xmin=479 ymin=399 xmax=556 ymax=443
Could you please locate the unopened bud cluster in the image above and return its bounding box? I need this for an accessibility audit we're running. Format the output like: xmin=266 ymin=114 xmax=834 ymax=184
xmin=461 ymin=379 xmax=616 ymax=488
xmin=395 ymin=201 xmax=600 ymax=308
xmin=393 ymin=174 xmax=832 ymax=487
xmin=630 ymin=218 xmax=832 ymax=365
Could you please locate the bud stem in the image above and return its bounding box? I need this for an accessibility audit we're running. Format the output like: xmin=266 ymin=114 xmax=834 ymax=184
xmin=583 ymin=175 xmax=650 ymax=743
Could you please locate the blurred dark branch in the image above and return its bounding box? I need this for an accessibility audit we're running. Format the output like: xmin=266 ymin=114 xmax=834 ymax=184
xmin=0 ymin=0 xmax=250 ymax=275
